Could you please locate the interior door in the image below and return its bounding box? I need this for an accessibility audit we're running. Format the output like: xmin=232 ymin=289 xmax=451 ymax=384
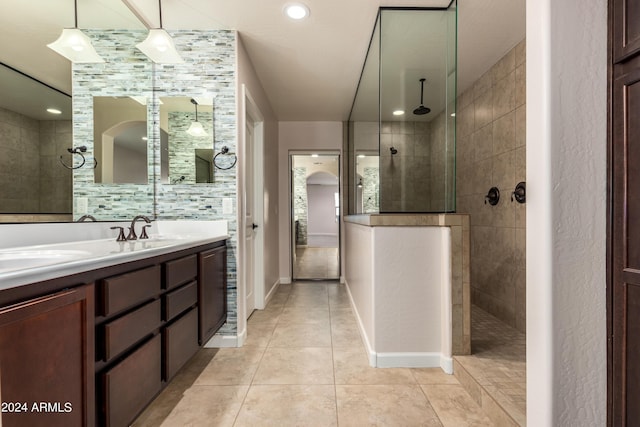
xmin=609 ymin=0 xmax=640 ymax=424
xmin=245 ymin=119 xmax=255 ymax=318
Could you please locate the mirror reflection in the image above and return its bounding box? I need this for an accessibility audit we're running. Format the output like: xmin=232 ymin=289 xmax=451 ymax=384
xmin=0 ymin=63 xmax=73 ymax=216
xmin=195 ymin=149 xmax=214 ymax=183
xmin=159 ymin=97 xmax=214 ymax=184
xmin=93 ymin=97 xmax=148 ymax=184
xmin=355 ymin=152 xmax=380 ymax=214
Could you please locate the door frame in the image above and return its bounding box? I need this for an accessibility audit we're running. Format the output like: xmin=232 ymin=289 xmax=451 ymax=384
xmin=289 ymin=151 xmax=341 ymax=281
xmin=239 ymin=85 xmax=265 ymax=341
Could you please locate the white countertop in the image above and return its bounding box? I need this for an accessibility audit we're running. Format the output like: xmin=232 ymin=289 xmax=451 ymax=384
xmin=0 ymin=220 xmax=229 ymax=290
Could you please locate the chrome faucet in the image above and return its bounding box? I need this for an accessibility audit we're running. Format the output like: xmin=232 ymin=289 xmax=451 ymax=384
xmin=76 ymin=215 xmax=97 ymax=222
xmin=127 ymin=215 xmax=152 ymax=240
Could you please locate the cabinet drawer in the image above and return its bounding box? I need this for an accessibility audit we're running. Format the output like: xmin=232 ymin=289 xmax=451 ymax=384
xmin=164 ymin=308 xmax=199 ymax=381
xmin=100 ymin=265 xmax=161 ymax=316
xmin=165 ymin=255 xmax=197 ymax=290
xmin=102 ymin=334 xmax=162 ymax=427
xmin=104 ymin=299 xmax=161 ymax=361
xmin=164 ymin=280 xmax=197 ymax=321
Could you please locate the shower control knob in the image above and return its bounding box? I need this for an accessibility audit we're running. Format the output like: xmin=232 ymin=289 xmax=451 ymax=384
xmin=511 ymin=182 xmax=526 ymax=203
xmin=484 ymin=187 xmax=500 ymax=206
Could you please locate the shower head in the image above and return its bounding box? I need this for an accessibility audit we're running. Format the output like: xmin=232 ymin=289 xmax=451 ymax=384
xmin=413 ymin=78 xmax=431 ymax=116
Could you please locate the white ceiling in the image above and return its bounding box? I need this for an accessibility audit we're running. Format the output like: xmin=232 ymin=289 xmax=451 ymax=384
xmin=0 ymin=0 xmax=525 ymax=122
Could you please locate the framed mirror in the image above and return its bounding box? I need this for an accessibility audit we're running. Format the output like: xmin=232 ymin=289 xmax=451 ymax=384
xmin=159 ymin=96 xmax=214 ymax=184
xmin=93 ymin=96 xmax=148 ymax=184
xmin=0 ymin=62 xmax=73 ymax=218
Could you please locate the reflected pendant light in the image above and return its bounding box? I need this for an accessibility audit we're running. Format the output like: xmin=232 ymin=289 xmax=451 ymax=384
xmin=47 ymin=0 xmax=105 ymax=63
xmin=187 ymin=98 xmax=207 ymax=137
xmin=136 ymin=0 xmax=184 ymax=63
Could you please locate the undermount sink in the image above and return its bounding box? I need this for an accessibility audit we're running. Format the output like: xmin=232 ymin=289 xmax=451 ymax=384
xmin=0 ymin=250 xmax=91 ymax=273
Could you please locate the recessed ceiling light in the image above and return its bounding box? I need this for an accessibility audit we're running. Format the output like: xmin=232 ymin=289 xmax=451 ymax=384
xmin=358 ymin=154 xmax=366 ymax=158
xmin=393 ymin=110 xmax=405 ymax=116
xmin=311 ymin=153 xmax=319 ymax=158
xmin=284 ymin=3 xmax=310 ymax=20
xmin=142 ymin=136 xmax=148 ymax=141
xmin=47 ymin=108 xmax=62 ymax=115
xmin=450 ymin=112 xmax=456 ymax=117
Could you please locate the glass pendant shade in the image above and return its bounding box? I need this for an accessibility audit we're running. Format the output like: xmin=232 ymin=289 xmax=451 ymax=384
xmin=136 ymin=29 xmax=184 ymax=64
xmin=47 ymin=28 xmax=105 ymax=63
xmin=187 ymin=121 xmax=207 ymax=137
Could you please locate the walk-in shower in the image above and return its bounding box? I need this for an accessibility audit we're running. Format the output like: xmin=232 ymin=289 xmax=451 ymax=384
xmin=347 ymin=5 xmax=457 ymax=214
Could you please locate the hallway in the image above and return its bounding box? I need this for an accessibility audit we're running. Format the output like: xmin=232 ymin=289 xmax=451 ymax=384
xmin=294 ymin=247 xmax=340 ymax=280
xmin=134 ymin=281 xmax=494 ymax=426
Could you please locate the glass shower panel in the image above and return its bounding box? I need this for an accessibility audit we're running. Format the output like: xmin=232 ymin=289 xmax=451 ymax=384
xmin=378 ymin=7 xmax=457 ymax=213
xmin=348 ymin=18 xmax=380 ymax=215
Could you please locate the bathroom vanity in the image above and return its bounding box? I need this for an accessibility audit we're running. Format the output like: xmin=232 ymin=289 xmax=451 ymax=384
xmin=0 ymin=221 xmax=229 ymax=427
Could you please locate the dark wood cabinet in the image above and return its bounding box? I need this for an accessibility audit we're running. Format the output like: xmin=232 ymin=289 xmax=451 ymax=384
xmin=164 ymin=308 xmax=199 ymax=381
xmin=101 ymin=335 xmax=162 ymax=427
xmin=199 ymin=245 xmax=228 ymax=345
xmin=0 ymin=285 xmax=95 ymax=427
xmin=609 ymin=1 xmax=640 ymax=425
xmin=612 ymin=0 xmax=640 ymax=62
xmin=0 ymin=239 xmax=226 ymax=427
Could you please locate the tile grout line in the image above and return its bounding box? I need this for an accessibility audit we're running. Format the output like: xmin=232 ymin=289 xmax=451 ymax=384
xmin=232 ymin=286 xmax=291 ymax=426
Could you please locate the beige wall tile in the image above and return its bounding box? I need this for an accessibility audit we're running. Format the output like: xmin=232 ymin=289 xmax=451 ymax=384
xmin=515 ymin=64 xmax=526 ymax=107
xmin=492 ymin=111 xmax=516 ymax=155
xmin=491 ymin=47 xmax=516 ymax=83
xmin=474 ymin=88 xmax=494 ymax=130
xmin=493 ymin=71 xmax=516 ymax=120
xmin=515 ymin=39 xmax=526 ymax=66
xmin=456 ymin=39 xmax=526 ymax=332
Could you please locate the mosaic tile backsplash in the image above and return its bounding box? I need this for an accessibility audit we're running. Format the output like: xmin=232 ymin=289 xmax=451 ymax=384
xmin=72 ymin=29 xmax=239 ymax=337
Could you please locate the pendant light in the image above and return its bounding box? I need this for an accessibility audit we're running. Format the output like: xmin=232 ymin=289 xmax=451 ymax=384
xmin=187 ymin=99 xmax=207 ymax=137
xmin=47 ymin=0 xmax=104 ymax=63
xmin=136 ymin=0 xmax=184 ymax=63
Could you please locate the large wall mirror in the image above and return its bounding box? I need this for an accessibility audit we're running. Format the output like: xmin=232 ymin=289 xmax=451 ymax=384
xmin=0 ymin=63 xmax=73 ymax=217
xmin=93 ymin=96 xmax=148 ymax=184
xmin=159 ymin=97 xmax=214 ymax=184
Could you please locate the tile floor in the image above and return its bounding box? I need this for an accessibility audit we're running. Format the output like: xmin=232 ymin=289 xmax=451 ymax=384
xmin=454 ymin=306 xmax=526 ymax=426
xmin=293 ymin=247 xmax=339 ymax=280
xmin=133 ymin=281 xmax=495 ymax=426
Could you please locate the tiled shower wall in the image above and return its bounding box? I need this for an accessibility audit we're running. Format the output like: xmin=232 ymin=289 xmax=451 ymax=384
xmin=0 ymin=106 xmax=71 ymax=213
xmin=73 ymin=30 xmax=238 ymax=336
xmin=379 ymin=117 xmax=454 ymax=213
xmin=456 ymin=39 xmax=526 ymax=332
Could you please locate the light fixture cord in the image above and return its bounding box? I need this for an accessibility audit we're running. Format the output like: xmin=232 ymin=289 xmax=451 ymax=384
xmin=194 ymin=103 xmax=198 ymax=121
xmin=74 ymin=0 xmax=78 ymax=28
xmin=158 ymin=0 xmax=163 ymax=29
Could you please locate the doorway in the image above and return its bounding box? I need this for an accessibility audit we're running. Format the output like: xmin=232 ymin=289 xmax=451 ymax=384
xmin=291 ymin=154 xmax=340 ymax=280
xmin=242 ymin=86 xmax=265 ymax=325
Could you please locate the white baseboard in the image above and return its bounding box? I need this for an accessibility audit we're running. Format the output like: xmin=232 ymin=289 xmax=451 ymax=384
xmin=280 ymin=277 xmax=292 ymax=284
xmin=204 ymin=328 xmax=246 ymax=348
xmin=264 ymin=279 xmax=281 ymax=305
xmin=375 ymin=352 xmax=442 ymax=368
xmin=344 ymin=280 xmax=376 ymax=367
xmin=441 ymin=355 xmax=453 ymax=374
xmin=340 ymin=275 xmax=345 ymax=284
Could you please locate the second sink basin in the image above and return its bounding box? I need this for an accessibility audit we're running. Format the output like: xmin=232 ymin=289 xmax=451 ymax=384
xmin=0 ymin=249 xmax=91 ymax=273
